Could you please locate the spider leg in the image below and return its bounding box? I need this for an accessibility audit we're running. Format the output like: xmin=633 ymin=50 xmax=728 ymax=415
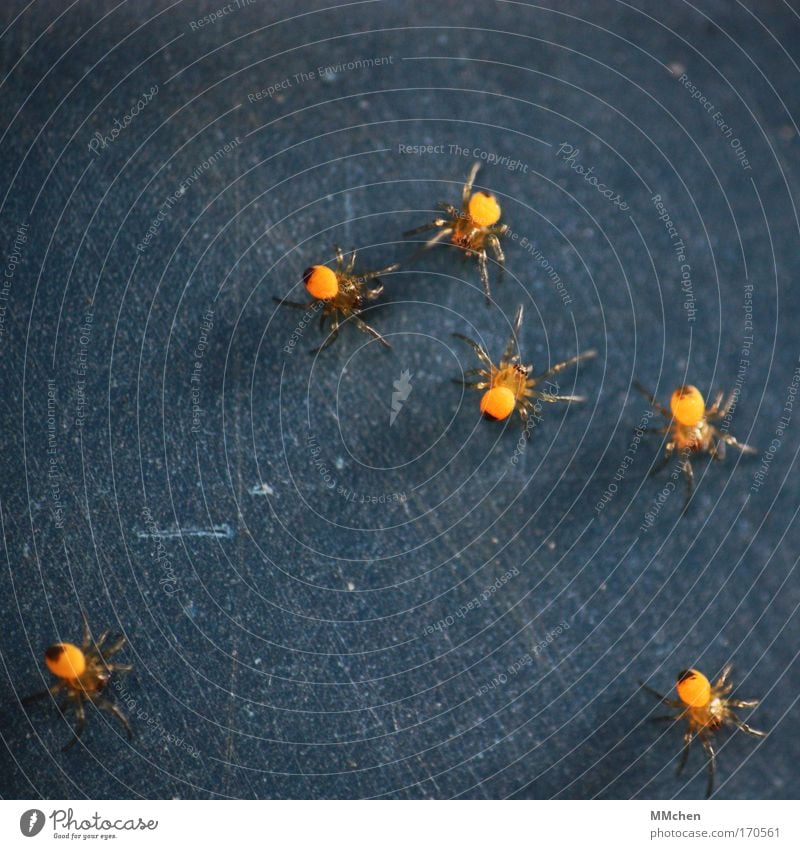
xmin=729 ymin=713 xmax=766 ymax=737
xmin=404 ymin=219 xmax=448 ymax=238
xmin=500 ymin=305 xmax=524 ymax=362
xmin=453 ymin=379 xmax=488 ymax=388
xmin=334 ymin=245 xmax=346 ymax=269
xmin=714 ymin=664 xmax=733 ymax=689
xmin=487 ymin=233 xmax=505 ymax=290
xmin=706 ymin=390 xmax=725 ymax=416
xmin=677 ymin=728 xmax=694 ymax=775
xmin=634 ymin=381 xmax=671 ymax=418
xmin=639 ymin=682 xmax=682 ymax=707
xmin=437 ymin=202 xmax=460 ymax=217
xmin=354 ymin=316 xmax=391 ymax=348
xmin=727 ymin=698 xmax=759 ymax=709
xmin=347 ymin=247 xmax=357 ymax=273
xmin=651 ymin=715 xmax=679 ymax=722
xmin=98 ymin=698 xmax=133 ymax=740
xmin=360 ymin=262 xmax=400 ymax=282
xmin=462 ymin=161 xmax=480 ymax=206
xmin=63 ymin=699 xmax=86 ymax=751
xmin=311 ymin=316 xmax=340 ymax=353
xmin=716 ymin=390 xmax=738 ymax=419
xmin=531 ymin=390 xmax=587 ymax=403
xmin=717 ymin=431 xmax=757 ymax=454
xmin=711 ymin=437 xmax=727 ymax=461
xmin=700 ymin=735 xmax=716 ymax=798
xmin=477 ymin=249 xmax=491 ymax=304
xmin=534 ymin=349 xmax=597 ymax=382
xmin=101 ymin=635 xmax=127 ymax=658
xmin=22 ymin=683 xmax=64 ymax=705
xmin=642 ymin=426 xmax=669 ymax=435
xmin=452 ymin=332 xmax=494 ymax=369
xmin=362 ymin=281 xmax=384 ymax=301
xmin=681 ymin=456 xmax=695 ymax=512
xmin=488 ymin=233 xmax=506 ymax=263
xmin=649 ymin=452 xmax=672 ymax=477
xmin=81 ymin=612 xmax=92 ymax=647
xmin=274 ymin=296 xmax=314 ymax=310
xmin=93 ymin=629 xmax=110 ymax=652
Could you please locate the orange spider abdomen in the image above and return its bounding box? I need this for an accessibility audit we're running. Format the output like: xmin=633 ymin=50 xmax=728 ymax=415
xmin=45 ymin=643 xmax=86 ymax=680
xmin=468 ymin=191 xmax=502 ymax=227
xmin=480 ymin=386 xmax=516 ymax=420
xmin=304 ymin=265 xmax=339 ymax=300
xmin=676 ymin=668 xmax=711 ymax=708
xmin=671 ymin=385 xmax=706 ymax=427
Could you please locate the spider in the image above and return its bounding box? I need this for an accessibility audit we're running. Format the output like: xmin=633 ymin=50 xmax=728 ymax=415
xmin=454 ymin=304 xmax=596 ymax=436
xmin=404 ymin=162 xmax=508 ymax=304
xmin=642 ymin=666 xmax=765 ymax=798
xmin=23 ymin=615 xmax=133 ymax=749
xmin=275 ymin=246 xmax=399 ymax=352
xmin=636 ymin=382 xmax=756 ymax=506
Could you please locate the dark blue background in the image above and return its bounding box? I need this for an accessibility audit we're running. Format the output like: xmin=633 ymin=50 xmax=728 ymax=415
xmin=1 ymin=0 xmax=798 ymax=799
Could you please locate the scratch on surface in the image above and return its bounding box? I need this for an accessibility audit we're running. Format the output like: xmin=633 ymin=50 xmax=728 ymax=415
xmin=137 ymin=523 xmax=235 ymax=540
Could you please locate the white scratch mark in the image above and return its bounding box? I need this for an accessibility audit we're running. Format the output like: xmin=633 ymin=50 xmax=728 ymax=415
xmin=249 ymin=482 xmax=275 ymax=496
xmin=137 ymin=523 xmax=234 ymax=540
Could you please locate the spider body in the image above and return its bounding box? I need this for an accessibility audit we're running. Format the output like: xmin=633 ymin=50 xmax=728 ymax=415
xmin=275 ymin=246 xmax=398 ymax=352
xmin=637 ymin=382 xmax=756 ymax=507
xmin=643 ymin=666 xmax=765 ymax=797
xmin=454 ymin=304 xmax=596 ymax=435
xmin=24 ymin=615 xmax=133 ymax=750
xmin=405 ymin=163 xmax=508 ymax=303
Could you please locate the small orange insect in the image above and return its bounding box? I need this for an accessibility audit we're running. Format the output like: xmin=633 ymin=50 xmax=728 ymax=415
xmin=23 ymin=615 xmax=133 ymax=749
xmin=454 ymin=304 xmax=596 ymax=435
xmin=404 ymin=163 xmax=508 ymax=303
xmin=643 ymin=666 xmax=765 ymax=797
xmin=637 ymin=382 xmax=756 ymax=505
xmin=275 ymin=246 xmax=399 ymax=351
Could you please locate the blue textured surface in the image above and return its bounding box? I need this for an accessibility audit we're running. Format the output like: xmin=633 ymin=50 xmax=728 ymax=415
xmin=0 ymin=0 xmax=798 ymax=799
